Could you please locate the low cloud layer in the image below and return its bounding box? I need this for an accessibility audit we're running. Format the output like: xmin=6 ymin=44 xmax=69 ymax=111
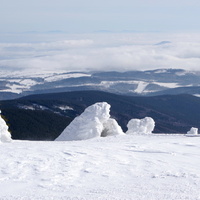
xmin=1 ymin=32 xmax=200 ymax=73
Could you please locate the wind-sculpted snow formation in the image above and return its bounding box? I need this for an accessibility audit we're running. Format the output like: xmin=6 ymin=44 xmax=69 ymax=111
xmin=187 ymin=127 xmax=198 ymax=135
xmin=126 ymin=117 xmax=155 ymax=135
xmin=56 ymin=102 xmax=124 ymax=141
xmin=56 ymin=102 xmax=156 ymax=141
xmin=101 ymin=118 xmax=124 ymax=137
xmin=0 ymin=111 xmax=12 ymax=143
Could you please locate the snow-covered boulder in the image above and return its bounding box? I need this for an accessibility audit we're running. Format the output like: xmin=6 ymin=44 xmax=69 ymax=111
xmin=187 ymin=127 xmax=198 ymax=135
xmin=126 ymin=117 xmax=155 ymax=135
xmin=101 ymin=118 xmax=124 ymax=137
xmin=0 ymin=112 xmax=12 ymax=143
xmin=56 ymin=102 xmax=112 ymax=141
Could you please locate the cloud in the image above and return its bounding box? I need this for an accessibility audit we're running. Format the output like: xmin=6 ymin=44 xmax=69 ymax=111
xmin=1 ymin=33 xmax=200 ymax=73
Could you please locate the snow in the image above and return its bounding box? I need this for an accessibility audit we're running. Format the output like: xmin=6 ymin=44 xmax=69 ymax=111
xmin=18 ymin=104 xmax=50 ymax=111
xmin=0 ymin=111 xmax=12 ymax=143
xmin=55 ymin=105 xmax=74 ymax=111
xmin=1 ymin=102 xmax=200 ymax=199
xmin=99 ymin=80 xmax=181 ymax=94
xmin=193 ymin=94 xmax=200 ymax=98
xmin=187 ymin=127 xmax=198 ymax=135
xmin=152 ymin=81 xmax=179 ymax=88
xmin=100 ymin=80 xmax=139 ymax=87
xmin=134 ymin=81 xmax=149 ymax=93
xmin=0 ymin=70 xmax=198 ymax=95
xmin=154 ymin=69 xmax=167 ymax=73
xmin=176 ymin=71 xmax=196 ymax=76
xmin=56 ymin=103 xmax=157 ymax=141
xmin=2 ymin=83 xmax=24 ymax=94
xmin=0 ymin=72 xmax=92 ymax=94
xmin=1 ymin=79 xmax=39 ymax=94
xmin=126 ymin=117 xmax=155 ymax=135
xmin=44 ymin=73 xmax=91 ymax=82
xmin=56 ymin=102 xmax=111 ymax=141
xmin=1 ymin=135 xmax=200 ymax=199
xmin=18 ymin=105 xmax=35 ymax=110
xmin=101 ymin=118 xmax=124 ymax=137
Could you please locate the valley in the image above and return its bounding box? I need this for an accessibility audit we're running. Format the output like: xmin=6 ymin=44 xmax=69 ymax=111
xmin=1 ymin=69 xmax=200 ymax=100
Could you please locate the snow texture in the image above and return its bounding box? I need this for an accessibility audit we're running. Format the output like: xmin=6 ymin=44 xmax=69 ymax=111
xmin=187 ymin=127 xmax=198 ymax=135
xmin=56 ymin=102 xmax=112 ymax=141
xmin=0 ymin=111 xmax=12 ymax=143
xmin=126 ymin=117 xmax=155 ymax=135
xmin=1 ymin=135 xmax=200 ymax=200
xmin=101 ymin=118 xmax=124 ymax=137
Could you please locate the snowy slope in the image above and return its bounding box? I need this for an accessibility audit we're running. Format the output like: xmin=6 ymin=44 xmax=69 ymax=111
xmin=1 ymin=134 xmax=200 ymax=199
xmin=1 ymin=69 xmax=200 ymax=100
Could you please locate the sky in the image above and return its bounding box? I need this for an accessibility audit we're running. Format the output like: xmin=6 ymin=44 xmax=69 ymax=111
xmin=1 ymin=0 xmax=200 ymax=33
xmin=1 ymin=0 xmax=200 ymax=73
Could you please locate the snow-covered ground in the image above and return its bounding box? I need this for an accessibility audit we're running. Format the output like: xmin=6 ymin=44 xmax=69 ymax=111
xmin=1 ymin=134 xmax=200 ymax=200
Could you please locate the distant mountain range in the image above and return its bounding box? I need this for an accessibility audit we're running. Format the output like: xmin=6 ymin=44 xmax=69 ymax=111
xmin=0 ymin=69 xmax=200 ymax=100
xmin=1 ymin=90 xmax=200 ymax=140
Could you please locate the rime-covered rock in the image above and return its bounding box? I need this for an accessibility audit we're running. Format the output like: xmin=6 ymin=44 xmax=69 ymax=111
xmin=56 ymin=103 xmax=157 ymax=141
xmin=56 ymin=102 xmax=111 ymax=141
xmin=126 ymin=117 xmax=155 ymax=135
xmin=187 ymin=127 xmax=198 ymax=135
xmin=101 ymin=118 xmax=124 ymax=137
xmin=0 ymin=112 xmax=12 ymax=143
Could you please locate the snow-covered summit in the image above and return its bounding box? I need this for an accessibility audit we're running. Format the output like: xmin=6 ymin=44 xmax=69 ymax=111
xmin=0 ymin=111 xmax=12 ymax=143
xmin=2 ymin=134 xmax=200 ymax=199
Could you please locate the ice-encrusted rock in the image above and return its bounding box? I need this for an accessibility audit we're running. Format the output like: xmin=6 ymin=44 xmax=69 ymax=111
xmin=0 ymin=112 xmax=12 ymax=143
xmin=187 ymin=127 xmax=198 ymax=135
xmin=126 ymin=117 xmax=155 ymax=135
xmin=56 ymin=102 xmax=111 ymax=141
xmin=101 ymin=118 xmax=124 ymax=137
xmin=56 ymin=102 xmax=156 ymax=141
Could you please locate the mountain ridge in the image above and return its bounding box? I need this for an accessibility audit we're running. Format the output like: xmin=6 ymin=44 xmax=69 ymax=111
xmin=1 ymin=90 xmax=200 ymax=140
xmin=0 ymin=69 xmax=200 ymax=100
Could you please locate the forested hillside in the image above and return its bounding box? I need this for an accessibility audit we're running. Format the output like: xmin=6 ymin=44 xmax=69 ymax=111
xmin=1 ymin=91 xmax=200 ymax=140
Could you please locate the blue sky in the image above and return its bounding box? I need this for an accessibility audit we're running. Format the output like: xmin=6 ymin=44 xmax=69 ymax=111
xmin=1 ymin=0 xmax=200 ymax=33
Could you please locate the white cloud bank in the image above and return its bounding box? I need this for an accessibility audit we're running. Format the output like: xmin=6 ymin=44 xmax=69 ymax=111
xmin=1 ymin=32 xmax=200 ymax=73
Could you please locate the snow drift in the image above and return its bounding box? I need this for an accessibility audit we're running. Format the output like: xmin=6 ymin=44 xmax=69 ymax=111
xmin=126 ymin=117 xmax=155 ymax=135
xmin=56 ymin=102 xmax=124 ymax=141
xmin=0 ymin=111 xmax=12 ymax=143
